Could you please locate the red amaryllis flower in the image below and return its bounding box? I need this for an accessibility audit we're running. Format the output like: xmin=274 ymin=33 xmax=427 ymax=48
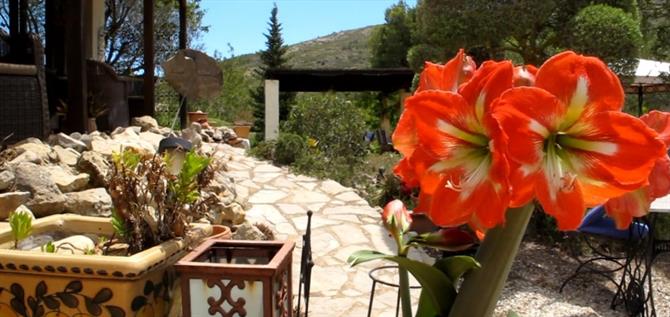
xmin=393 ymin=49 xmax=477 ymax=189
xmin=493 ymin=51 xmax=665 ymax=230
xmin=417 ymin=49 xmax=476 ymax=93
xmin=382 ymin=199 xmax=413 ymax=238
xmin=605 ymin=111 xmax=670 ymax=229
xmin=513 ymin=65 xmax=537 ymax=87
xmin=408 ymin=60 xmax=515 ymax=229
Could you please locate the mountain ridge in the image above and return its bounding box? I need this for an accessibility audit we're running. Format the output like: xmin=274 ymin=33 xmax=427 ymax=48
xmin=230 ymin=25 xmax=377 ymax=71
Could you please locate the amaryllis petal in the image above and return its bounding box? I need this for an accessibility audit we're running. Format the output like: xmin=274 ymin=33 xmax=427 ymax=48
xmin=417 ymin=49 xmax=476 ymax=93
xmin=534 ymin=51 xmax=624 ymax=127
xmin=492 ymin=87 xmax=564 ymax=166
xmin=458 ymin=61 xmax=514 ymax=127
xmin=641 ymin=110 xmax=670 ymax=146
xmin=648 ymin=156 xmax=670 ymax=199
xmin=565 ymin=111 xmax=664 ymax=188
xmin=392 ymin=107 xmax=419 ymax=157
xmin=535 ymin=171 xmax=586 ymax=230
xmin=605 ymin=189 xmax=650 ymax=230
xmin=393 ymin=157 xmax=420 ymax=188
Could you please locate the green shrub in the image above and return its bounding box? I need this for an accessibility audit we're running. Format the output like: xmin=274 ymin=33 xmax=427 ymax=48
xmin=284 ymin=93 xmax=368 ymax=165
xmin=279 ymin=93 xmax=369 ymax=185
xmin=274 ymin=133 xmax=306 ymax=165
xmin=249 ymin=140 xmax=277 ymax=161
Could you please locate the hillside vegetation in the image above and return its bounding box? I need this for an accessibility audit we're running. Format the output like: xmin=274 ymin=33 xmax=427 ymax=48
xmin=231 ymin=25 xmax=376 ymax=71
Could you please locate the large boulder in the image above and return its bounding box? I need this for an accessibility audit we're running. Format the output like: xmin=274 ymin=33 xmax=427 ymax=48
xmin=0 ymin=191 xmax=31 ymax=219
xmin=0 ymin=170 xmax=15 ymax=190
xmin=131 ymin=116 xmax=159 ymax=131
xmin=45 ymin=166 xmax=89 ymax=193
xmin=90 ymin=138 xmax=122 ymax=156
xmin=139 ymin=132 xmax=164 ymax=151
xmin=14 ymin=162 xmax=66 ymax=217
xmin=64 ymin=188 xmax=112 ymax=217
xmin=50 ymin=133 xmax=87 ymax=152
xmin=211 ymin=202 xmax=246 ymax=225
xmin=77 ymin=151 xmax=110 ymax=187
xmin=12 ymin=142 xmax=55 ymax=164
xmin=232 ymin=222 xmax=265 ymax=241
xmin=53 ymin=145 xmax=81 ymax=167
xmin=111 ymin=128 xmax=155 ymax=154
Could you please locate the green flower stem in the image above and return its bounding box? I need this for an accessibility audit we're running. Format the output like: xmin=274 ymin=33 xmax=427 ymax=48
xmin=398 ymin=266 xmax=412 ymax=317
xmin=396 ymin=235 xmax=412 ymax=317
xmin=448 ymin=204 xmax=535 ymax=317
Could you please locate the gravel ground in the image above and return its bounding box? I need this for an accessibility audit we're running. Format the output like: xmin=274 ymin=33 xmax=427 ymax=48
xmin=494 ymin=241 xmax=670 ymax=317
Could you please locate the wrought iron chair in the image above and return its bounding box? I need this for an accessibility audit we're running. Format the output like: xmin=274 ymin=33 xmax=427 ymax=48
xmin=560 ymin=205 xmax=650 ymax=314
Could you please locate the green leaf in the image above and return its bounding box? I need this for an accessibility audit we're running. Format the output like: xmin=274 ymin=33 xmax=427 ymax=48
xmin=507 ymin=311 xmax=521 ymax=317
xmin=415 ymin=289 xmax=439 ymax=317
xmin=433 ymin=256 xmax=480 ymax=288
xmin=111 ymin=210 xmax=128 ymax=238
xmin=9 ymin=210 xmax=32 ymax=248
xmin=346 ymin=250 xmax=391 ymax=266
xmin=347 ymin=250 xmax=456 ymax=316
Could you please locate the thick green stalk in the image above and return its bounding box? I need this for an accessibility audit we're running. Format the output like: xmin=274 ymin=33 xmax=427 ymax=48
xmin=448 ymin=204 xmax=535 ymax=317
xmin=398 ymin=266 xmax=412 ymax=317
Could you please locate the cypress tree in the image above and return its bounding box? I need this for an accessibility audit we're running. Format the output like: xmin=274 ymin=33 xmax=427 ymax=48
xmin=251 ymin=3 xmax=294 ymax=139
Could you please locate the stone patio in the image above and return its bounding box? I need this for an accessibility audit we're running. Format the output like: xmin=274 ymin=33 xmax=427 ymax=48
xmin=209 ymin=143 xmax=430 ymax=317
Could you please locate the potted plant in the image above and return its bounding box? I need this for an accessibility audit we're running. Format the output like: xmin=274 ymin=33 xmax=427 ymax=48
xmin=0 ymin=147 xmax=219 ymax=316
xmin=365 ymin=49 xmax=670 ymax=317
xmin=232 ymin=110 xmax=254 ymax=139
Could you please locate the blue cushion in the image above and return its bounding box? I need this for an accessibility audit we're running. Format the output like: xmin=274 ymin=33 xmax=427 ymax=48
xmin=578 ymin=205 xmax=649 ymax=240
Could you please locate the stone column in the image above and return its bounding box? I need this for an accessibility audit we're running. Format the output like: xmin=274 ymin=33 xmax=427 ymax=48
xmin=264 ymin=79 xmax=280 ymax=141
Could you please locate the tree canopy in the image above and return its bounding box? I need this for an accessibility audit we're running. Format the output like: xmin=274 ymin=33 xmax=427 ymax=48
xmin=379 ymin=0 xmax=647 ymax=73
xmin=369 ymin=0 xmax=413 ymax=68
xmin=0 ymin=0 xmax=208 ymax=75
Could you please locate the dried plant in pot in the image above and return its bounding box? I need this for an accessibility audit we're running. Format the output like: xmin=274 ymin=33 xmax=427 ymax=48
xmin=0 ymin=148 xmax=218 ymax=317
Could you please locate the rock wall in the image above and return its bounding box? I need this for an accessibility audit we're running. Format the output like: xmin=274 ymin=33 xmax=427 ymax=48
xmin=0 ymin=116 xmax=250 ymax=229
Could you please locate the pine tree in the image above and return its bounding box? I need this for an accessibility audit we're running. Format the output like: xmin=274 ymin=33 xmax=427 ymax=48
xmin=251 ymin=3 xmax=294 ymax=139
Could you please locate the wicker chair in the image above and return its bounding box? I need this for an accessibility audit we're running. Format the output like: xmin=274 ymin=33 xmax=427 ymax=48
xmin=0 ymin=33 xmax=49 ymax=144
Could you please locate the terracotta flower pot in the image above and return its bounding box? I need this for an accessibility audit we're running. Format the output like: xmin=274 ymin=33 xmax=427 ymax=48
xmin=232 ymin=124 xmax=252 ymax=139
xmin=0 ymin=214 xmax=211 ymax=317
xmin=208 ymin=225 xmax=232 ymax=240
xmin=186 ymin=111 xmax=208 ymax=125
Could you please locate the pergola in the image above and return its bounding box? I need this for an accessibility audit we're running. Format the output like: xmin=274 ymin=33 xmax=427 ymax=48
xmin=263 ymin=68 xmax=415 ymax=140
xmin=5 ymin=0 xmax=190 ymax=132
xmin=624 ymin=59 xmax=670 ymax=115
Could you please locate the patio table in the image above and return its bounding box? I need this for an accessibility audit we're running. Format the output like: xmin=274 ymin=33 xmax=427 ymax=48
xmin=612 ymin=194 xmax=670 ymax=316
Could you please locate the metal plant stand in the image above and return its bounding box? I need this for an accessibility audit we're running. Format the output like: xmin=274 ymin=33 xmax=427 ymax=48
xmin=367 ymin=265 xmax=421 ymax=317
xmin=296 ymin=210 xmax=314 ymax=317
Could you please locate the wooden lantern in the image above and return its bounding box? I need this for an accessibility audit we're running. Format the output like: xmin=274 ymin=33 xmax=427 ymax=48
xmin=175 ymin=239 xmax=295 ymax=317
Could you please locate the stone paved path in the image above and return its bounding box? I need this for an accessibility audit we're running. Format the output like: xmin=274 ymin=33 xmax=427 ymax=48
xmin=210 ymin=143 xmax=431 ymax=317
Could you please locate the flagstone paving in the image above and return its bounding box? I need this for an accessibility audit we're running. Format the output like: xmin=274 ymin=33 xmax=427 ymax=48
xmin=211 ymin=143 xmax=431 ymax=316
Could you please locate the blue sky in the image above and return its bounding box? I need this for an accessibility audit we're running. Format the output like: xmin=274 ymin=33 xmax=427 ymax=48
xmin=198 ymin=0 xmax=417 ymax=58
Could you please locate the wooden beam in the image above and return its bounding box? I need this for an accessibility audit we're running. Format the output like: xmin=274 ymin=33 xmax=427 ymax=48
xmin=19 ymin=0 xmax=27 ymax=33
xmin=65 ymin=0 xmax=87 ymax=132
xmin=143 ymin=0 xmax=155 ymax=117
xmin=9 ymin=0 xmax=18 ymax=37
xmin=179 ymin=0 xmax=187 ymax=49
xmin=178 ymin=0 xmax=188 ymax=128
